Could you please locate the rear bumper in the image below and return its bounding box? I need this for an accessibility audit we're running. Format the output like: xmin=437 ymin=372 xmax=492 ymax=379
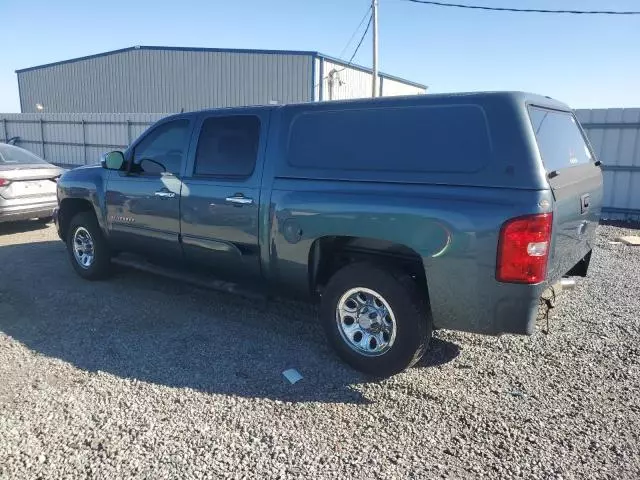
xmin=427 ymin=250 xmax=592 ymax=336
xmin=0 ymin=201 xmax=57 ymax=223
xmin=492 ymin=292 xmax=542 ymax=335
xmin=431 ymin=283 xmax=544 ymax=336
xmin=498 ymin=250 xmax=592 ymax=335
xmin=427 ymin=271 xmax=547 ymax=336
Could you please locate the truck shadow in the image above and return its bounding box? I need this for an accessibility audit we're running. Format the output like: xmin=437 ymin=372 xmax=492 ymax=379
xmin=0 ymin=240 xmax=459 ymax=405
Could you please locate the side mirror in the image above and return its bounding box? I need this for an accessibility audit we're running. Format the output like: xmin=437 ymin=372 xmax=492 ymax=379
xmin=102 ymin=151 xmax=125 ymax=170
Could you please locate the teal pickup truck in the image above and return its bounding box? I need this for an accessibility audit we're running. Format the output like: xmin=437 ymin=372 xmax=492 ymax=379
xmin=54 ymin=92 xmax=603 ymax=375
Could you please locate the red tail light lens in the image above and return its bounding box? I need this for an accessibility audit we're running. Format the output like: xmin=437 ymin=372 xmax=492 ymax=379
xmin=0 ymin=178 xmax=10 ymax=187
xmin=496 ymin=213 xmax=553 ymax=284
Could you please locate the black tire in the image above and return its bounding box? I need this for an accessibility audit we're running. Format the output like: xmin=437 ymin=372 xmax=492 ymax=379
xmin=66 ymin=211 xmax=112 ymax=280
xmin=320 ymin=263 xmax=432 ymax=377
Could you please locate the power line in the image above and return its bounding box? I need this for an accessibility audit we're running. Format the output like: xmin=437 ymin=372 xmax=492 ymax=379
xmin=338 ymin=5 xmax=373 ymax=60
xmin=313 ymin=12 xmax=373 ymax=89
xmin=345 ymin=12 xmax=373 ymax=67
xmin=402 ymin=0 xmax=640 ymax=15
xmin=316 ymin=12 xmax=373 ymax=93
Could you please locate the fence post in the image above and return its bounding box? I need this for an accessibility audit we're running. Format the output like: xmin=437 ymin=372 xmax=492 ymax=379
xmin=2 ymin=118 xmax=7 ymax=143
xmin=39 ymin=118 xmax=46 ymax=159
xmin=81 ymin=120 xmax=87 ymax=164
xmin=126 ymin=120 xmax=132 ymax=146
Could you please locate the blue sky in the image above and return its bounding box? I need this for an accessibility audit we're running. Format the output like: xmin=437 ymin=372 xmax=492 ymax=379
xmin=1 ymin=0 xmax=639 ymax=112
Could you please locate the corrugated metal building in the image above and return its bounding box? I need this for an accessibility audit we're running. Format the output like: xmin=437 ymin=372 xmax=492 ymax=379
xmin=15 ymin=46 xmax=427 ymax=113
xmin=576 ymin=108 xmax=640 ymax=220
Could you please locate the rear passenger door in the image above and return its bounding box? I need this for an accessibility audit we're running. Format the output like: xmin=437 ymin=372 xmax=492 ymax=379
xmin=180 ymin=111 xmax=269 ymax=281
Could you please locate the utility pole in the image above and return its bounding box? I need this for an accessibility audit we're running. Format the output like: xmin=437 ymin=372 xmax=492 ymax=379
xmin=372 ymin=0 xmax=379 ymax=97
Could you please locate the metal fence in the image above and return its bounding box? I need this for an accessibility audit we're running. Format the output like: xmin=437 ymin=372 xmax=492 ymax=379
xmin=1 ymin=108 xmax=639 ymax=220
xmin=0 ymin=113 xmax=164 ymax=168
xmin=576 ymin=109 xmax=640 ymax=220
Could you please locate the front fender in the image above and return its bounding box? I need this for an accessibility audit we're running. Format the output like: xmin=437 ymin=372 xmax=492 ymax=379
xmin=57 ymin=166 xmax=110 ymax=233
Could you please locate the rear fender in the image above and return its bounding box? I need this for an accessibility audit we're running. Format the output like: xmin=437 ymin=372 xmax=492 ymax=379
xmin=266 ymin=184 xmax=554 ymax=334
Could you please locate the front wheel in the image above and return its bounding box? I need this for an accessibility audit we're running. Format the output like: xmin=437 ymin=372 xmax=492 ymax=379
xmin=320 ymin=263 xmax=432 ymax=377
xmin=66 ymin=211 xmax=112 ymax=280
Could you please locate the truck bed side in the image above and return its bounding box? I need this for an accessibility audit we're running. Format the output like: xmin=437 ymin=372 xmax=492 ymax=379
xmin=265 ymin=179 xmax=552 ymax=335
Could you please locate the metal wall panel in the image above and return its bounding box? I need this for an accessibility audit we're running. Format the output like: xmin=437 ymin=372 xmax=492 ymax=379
xmin=313 ymin=57 xmax=321 ymax=102
xmin=576 ymin=108 xmax=640 ymax=220
xmin=0 ymin=113 xmax=165 ymax=167
xmin=317 ymin=58 xmax=426 ymax=101
xmin=319 ymin=59 xmax=374 ymax=101
xmin=17 ymin=49 xmax=313 ymax=113
xmin=381 ymin=77 xmax=425 ymax=97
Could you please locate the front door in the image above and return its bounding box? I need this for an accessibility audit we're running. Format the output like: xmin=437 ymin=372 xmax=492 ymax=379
xmin=106 ymin=117 xmax=194 ymax=259
xmin=180 ymin=112 xmax=269 ymax=281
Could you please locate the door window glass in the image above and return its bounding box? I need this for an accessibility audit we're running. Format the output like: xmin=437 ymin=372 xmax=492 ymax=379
xmin=133 ymin=119 xmax=190 ymax=175
xmin=194 ymin=116 xmax=260 ymax=177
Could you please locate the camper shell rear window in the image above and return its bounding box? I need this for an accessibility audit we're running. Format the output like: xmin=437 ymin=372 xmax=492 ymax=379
xmin=528 ymin=106 xmax=594 ymax=173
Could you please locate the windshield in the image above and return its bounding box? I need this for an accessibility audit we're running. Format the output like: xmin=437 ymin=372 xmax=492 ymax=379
xmin=0 ymin=144 xmax=50 ymax=165
xmin=528 ymin=106 xmax=594 ymax=173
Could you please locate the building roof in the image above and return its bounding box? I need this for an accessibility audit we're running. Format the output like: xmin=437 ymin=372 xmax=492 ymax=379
xmin=15 ymin=45 xmax=427 ymax=90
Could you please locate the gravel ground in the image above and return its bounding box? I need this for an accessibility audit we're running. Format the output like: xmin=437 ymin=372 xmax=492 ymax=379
xmin=0 ymin=221 xmax=639 ymax=479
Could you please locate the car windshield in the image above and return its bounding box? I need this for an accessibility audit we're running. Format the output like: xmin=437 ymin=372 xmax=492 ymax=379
xmin=0 ymin=144 xmax=50 ymax=165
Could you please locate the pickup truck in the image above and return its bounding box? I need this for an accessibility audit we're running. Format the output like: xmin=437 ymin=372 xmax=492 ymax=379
xmin=54 ymin=92 xmax=603 ymax=376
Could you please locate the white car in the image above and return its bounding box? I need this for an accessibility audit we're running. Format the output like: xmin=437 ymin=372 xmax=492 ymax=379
xmin=0 ymin=143 xmax=63 ymax=223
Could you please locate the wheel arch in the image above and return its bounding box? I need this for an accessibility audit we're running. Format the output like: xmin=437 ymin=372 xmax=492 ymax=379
xmin=57 ymin=198 xmax=99 ymax=241
xmin=308 ymin=236 xmax=429 ymax=299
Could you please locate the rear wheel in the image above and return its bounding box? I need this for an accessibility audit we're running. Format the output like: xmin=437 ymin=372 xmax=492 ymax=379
xmin=320 ymin=263 xmax=432 ymax=376
xmin=66 ymin=211 xmax=111 ymax=280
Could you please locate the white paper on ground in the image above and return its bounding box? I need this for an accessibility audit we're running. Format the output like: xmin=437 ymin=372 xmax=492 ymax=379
xmin=282 ymin=368 xmax=303 ymax=384
xmin=617 ymin=236 xmax=640 ymax=246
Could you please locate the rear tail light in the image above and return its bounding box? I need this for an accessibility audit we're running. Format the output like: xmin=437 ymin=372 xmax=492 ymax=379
xmin=0 ymin=178 xmax=10 ymax=187
xmin=496 ymin=213 xmax=552 ymax=284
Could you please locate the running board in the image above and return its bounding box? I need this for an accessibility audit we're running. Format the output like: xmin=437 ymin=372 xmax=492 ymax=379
xmin=112 ymin=254 xmax=267 ymax=301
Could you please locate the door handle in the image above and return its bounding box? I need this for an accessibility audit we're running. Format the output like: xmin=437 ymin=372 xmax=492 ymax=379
xmin=225 ymin=195 xmax=253 ymax=206
xmin=154 ymin=190 xmax=176 ymax=198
